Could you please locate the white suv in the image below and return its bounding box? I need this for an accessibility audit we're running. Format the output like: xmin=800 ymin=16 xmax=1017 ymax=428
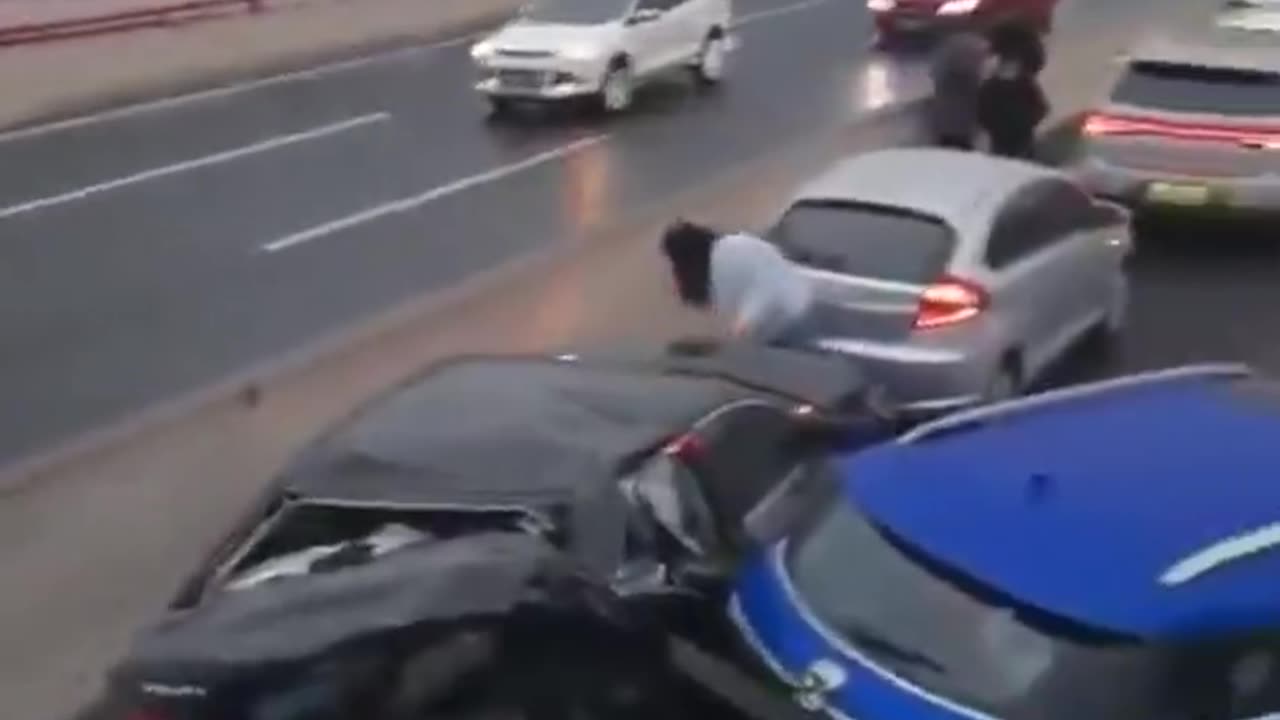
xmin=470 ymin=0 xmax=733 ymax=115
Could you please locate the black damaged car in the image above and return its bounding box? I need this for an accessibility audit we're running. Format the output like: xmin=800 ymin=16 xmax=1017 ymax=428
xmin=93 ymin=342 xmax=894 ymax=719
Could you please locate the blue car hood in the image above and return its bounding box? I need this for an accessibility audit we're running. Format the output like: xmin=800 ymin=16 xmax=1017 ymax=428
xmin=731 ymin=545 xmax=994 ymax=720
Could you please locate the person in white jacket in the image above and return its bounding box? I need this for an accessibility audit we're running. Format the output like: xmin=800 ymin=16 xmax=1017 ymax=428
xmin=660 ymin=219 xmax=816 ymax=347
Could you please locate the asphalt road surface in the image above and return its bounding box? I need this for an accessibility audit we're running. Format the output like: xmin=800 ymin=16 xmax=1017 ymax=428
xmin=0 ymin=0 xmax=927 ymax=467
xmin=0 ymin=0 xmax=1177 ymax=469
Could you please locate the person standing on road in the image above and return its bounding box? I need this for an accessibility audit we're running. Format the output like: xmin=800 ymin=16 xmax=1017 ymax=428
xmin=977 ymin=50 xmax=1048 ymax=158
xmin=928 ymin=30 xmax=990 ymax=150
xmin=660 ymin=219 xmax=817 ymax=348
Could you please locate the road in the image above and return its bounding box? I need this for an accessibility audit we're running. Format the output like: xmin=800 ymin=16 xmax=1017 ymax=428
xmin=3 ymin=0 xmax=1276 ymax=717
xmin=0 ymin=0 xmax=926 ymax=467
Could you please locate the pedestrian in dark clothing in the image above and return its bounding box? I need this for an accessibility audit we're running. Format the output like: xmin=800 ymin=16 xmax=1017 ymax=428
xmin=977 ymin=55 xmax=1048 ymax=159
xmin=929 ymin=31 xmax=989 ymax=150
xmin=988 ymin=20 xmax=1045 ymax=75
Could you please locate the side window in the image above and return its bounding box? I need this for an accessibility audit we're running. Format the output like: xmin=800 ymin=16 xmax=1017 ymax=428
xmin=985 ymin=181 xmax=1075 ymax=269
xmin=695 ymin=403 xmax=799 ymax=524
xmin=1038 ymin=180 xmax=1096 ymax=238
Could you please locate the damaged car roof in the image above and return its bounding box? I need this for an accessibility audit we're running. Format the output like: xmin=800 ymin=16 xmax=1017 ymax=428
xmin=279 ymin=346 xmax=860 ymax=507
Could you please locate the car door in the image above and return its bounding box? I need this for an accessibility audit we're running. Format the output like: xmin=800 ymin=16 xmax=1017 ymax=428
xmin=686 ymin=401 xmax=802 ymax=541
xmin=662 ymin=0 xmax=707 ymax=64
xmin=1035 ymin=180 xmax=1130 ymax=335
xmin=982 ymin=181 xmax=1083 ymax=378
xmin=623 ymin=0 xmax=678 ymax=75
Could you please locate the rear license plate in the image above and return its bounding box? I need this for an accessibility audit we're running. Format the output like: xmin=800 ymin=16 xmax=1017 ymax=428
xmin=1145 ymin=181 xmax=1211 ymax=206
xmin=499 ymin=70 xmax=545 ymax=89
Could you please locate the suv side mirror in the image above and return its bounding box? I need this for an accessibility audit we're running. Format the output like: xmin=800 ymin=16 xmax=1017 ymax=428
xmin=627 ymin=7 xmax=662 ymax=24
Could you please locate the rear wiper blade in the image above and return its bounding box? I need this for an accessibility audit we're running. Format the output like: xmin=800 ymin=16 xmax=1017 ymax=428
xmin=840 ymin=624 xmax=947 ymax=674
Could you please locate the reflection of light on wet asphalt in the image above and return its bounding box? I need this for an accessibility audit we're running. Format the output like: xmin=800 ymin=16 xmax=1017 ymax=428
xmin=561 ymin=137 xmax=612 ymax=237
xmin=855 ymin=60 xmax=896 ymax=112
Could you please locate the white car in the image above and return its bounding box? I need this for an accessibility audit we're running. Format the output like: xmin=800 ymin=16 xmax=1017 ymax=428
xmin=470 ymin=0 xmax=733 ymax=115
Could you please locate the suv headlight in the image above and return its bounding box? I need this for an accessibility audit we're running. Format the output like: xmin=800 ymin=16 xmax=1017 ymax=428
xmin=938 ymin=0 xmax=979 ymax=14
xmin=470 ymin=41 xmax=496 ymax=61
xmin=559 ymin=44 xmax=603 ymax=61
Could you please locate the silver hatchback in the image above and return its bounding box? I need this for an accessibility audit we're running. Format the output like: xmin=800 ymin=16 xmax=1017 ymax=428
xmin=1074 ymin=20 xmax=1280 ymax=215
xmin=768 ymin=148 xmax=1133 ymax=415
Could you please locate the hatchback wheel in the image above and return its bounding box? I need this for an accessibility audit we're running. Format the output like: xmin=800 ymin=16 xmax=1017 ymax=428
xmin=983 ymin=364 xmax=1020 ymax=404
xmin=692 ymin=34 xmax=728 ymax=86
xmin=597 ymin=62 xmax=634 ymax=113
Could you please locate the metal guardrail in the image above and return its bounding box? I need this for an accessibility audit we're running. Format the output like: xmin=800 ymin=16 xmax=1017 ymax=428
xmin=0 ymin=0 xmax=263 ymax=47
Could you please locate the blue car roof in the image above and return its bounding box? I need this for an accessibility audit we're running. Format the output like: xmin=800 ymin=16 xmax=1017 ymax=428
xmin=844 ymin=370 xmax=1280 ymax=639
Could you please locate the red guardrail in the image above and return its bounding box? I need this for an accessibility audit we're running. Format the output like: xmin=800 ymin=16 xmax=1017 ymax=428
xmin=0 ymin=0 xmax=264 ymax=47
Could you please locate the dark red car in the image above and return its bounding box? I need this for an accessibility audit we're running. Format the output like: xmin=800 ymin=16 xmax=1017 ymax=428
xmin=868 ymin=0 xmax=1056 ymax=44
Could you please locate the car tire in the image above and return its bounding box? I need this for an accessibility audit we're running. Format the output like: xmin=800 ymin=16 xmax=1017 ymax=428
xmin=983 ymin=359 xmax=1021 ymax=405
xmin=691 ymin=31 xmax=728 ymax=87
xmin=486 ymin=97 xmax=514 ymax=120
xmin=1082 ymin=280 xmax=1128 ymax=360
xmin=595 ymin=59 xmax=634 ymax=114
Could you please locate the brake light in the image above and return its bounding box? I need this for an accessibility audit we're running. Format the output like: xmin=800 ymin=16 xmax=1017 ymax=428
xmin=914 ymin=276 xmax=988 ymax=330
xmin=1083 ymin=112 xmax=1280 ymax=148
xmin=663 ymin=433 xmax=705 ymax=459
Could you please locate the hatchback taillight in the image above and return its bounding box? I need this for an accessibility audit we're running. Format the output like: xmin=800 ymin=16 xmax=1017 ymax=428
xmin=914 ymin=276 xmax=988 ymax=329
xmin=1083 ymin=111 xmax=1280 ymax=148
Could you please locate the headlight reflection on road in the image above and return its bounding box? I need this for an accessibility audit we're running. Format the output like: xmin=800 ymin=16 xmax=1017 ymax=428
xmin=560 ymin=136 xmax=614 ymax=237
xmin=853 ymin=58 xmax=897 ymax=113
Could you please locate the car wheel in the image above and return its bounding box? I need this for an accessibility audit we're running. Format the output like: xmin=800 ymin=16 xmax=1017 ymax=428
xmin=486 ymin=97 xmax=514 ymax=120
xmin=692 ymin=32 xmax=728 ymax=87
xmin=597 ymin=61 xmax=634 ymax=114
xmin=983 ymin=361 xmax=1020 ymax=404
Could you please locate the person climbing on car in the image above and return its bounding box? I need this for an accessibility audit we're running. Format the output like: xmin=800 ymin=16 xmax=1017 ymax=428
xmin=660 ymin=219 xmax=817 ymax=348
xmin=978 ymin=20 xmax=1049 ymax=159
xmin=928 ymin=30 xmax=989 ymax=150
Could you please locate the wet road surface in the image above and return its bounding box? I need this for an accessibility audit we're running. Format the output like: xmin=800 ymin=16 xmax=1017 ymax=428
xmin=0 ymin=0 xmax=923 ymax=466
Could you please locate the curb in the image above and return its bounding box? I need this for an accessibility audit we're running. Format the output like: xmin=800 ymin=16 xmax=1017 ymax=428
xmin=0 ymin=0 xmax=259 ymax=47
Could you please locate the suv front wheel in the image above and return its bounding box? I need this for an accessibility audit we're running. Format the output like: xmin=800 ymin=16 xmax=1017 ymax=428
xmin=691 ymin=31 xmax=728 ymax=86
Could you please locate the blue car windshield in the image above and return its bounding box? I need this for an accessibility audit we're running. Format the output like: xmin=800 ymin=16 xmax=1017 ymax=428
xmin=784 ymin=500 xmax=1224 ymax=719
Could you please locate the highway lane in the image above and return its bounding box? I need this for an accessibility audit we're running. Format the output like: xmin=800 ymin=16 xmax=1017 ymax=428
xmin=0 ymin=0 xmax=930 ymax=468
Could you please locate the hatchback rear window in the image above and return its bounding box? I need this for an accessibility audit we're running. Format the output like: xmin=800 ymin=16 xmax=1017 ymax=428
xmin=768 ymin=200 xmax=955 ymax=285
xmin=1111 ymin=61 xmax=1280 ymax=116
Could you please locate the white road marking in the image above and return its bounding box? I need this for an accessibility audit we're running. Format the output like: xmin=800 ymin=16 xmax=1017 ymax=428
xmin=734 ymin=0 xmax=830 ymax=27
xmin=0 ymin=113 xmax=388 ymax=221
xmin=0 ymin=0 xmax=828 ymax=146
xmin=0 ymin=32 xmax=481 ymax=145
xmin=260 ymin=135 xmax=607 ymax=253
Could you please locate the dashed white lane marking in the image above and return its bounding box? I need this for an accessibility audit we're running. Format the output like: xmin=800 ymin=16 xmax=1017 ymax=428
xmin=0 ymin=112 xmax=389 ymax=221
xmin=260 ymin=134 xmax=607 ymax=253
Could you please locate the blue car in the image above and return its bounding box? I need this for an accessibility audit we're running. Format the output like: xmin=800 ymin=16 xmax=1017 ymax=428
xmin=731 ymin=363 xmax=1280 ymax=720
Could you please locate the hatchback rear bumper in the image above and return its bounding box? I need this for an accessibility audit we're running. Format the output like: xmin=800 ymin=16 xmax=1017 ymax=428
xmin=814 ymin=336 xmax=987 ymax=417
xmin=1073 ymin=155 xmax=1280 ymax=216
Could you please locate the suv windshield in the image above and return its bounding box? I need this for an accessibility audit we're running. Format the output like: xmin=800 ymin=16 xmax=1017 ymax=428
xmin=783 ymin=500 xmax=1219 ymax=719
xmin=521 ymin=0 xmax=632 ymax=25
xmin=1111 ymin=61 xmax=1280 ymax=116
xmin=768 ymin=201 xmax=954 ymax=284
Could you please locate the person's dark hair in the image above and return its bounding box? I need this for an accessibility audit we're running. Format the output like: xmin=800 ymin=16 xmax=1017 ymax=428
xmin=988 ymin=20 xmax=1045 ymax=74
xmin=661 ymin=219 xmax=717 ymax=307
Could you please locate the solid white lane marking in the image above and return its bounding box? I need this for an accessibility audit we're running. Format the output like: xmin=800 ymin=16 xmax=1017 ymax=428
xmin=735 ymin=0 xmax=830 ymax=27
xmin=0 ymin=31 xmax=481 ymax=145
xmin=0 ymin=113 xmax=389 ymax=221
xmin=260 ymin=135 xmax=607 ymax=253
